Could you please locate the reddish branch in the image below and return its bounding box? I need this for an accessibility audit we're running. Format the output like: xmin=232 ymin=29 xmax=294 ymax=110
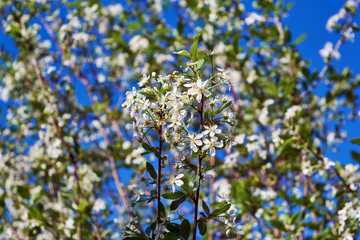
xmin=157 ymin=112 xmax=164 ymax=221
xmin=208 ymin=155 xmax=215 ymax=240
xmin=193 ymin=95 xmax=205 ymax=240
xmin=76 ymin=72 xmax=134 ymax=217
xmin=0 ymin=215 xmax=23 ymax=240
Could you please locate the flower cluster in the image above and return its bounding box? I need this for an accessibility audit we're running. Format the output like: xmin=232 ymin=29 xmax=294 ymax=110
xmin=122 ymin=42 xmax=236 ymax=238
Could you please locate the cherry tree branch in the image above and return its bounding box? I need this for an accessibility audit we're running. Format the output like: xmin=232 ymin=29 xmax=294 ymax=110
xmin=157 ymin=113 xmax=164 ymax=221
xmin=76 ymin=72 xmax=134 ymax=218
xmin=0 ymin=215 xmax=23 ymax=240
xmin=193 ymin=94 xmax=205 ymax=240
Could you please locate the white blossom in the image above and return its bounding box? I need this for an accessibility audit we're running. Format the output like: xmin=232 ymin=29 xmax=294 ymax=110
xmin=203 ymin=137 xmax=223 ymax=156
xmin=245 ymin=12 xmax=265 ymax=25
xmin=168 ymin=173 xmax=184 ymax=193
xmin=284 ymin=105 xmax=302 ymax=120
xmin=93 ymin=199 xmax=106 ymax=212
xmin=188 ymin=133 xmax=203 ymax=153
xmin=319 ymin=42 xmax=340 ymax=59
xmin=184 ymin=79 xmax=211 ymax=102
xmin=202 ymin=125 xmax=221 ymax=137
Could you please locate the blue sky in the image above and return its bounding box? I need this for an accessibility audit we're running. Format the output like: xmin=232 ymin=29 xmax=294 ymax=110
xmin=284 ymin=0 xmax=360 ymax=71
xmin=282 ymin=0 xmax=360 ymax=164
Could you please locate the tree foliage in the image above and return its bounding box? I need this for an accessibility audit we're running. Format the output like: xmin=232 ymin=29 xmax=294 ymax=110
xmin=0 ymin=0 xmax=360 ymax=239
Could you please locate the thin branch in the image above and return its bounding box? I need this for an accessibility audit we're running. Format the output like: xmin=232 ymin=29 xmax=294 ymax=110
xmin=157 ymin=111 xmax=164 ymax=221
xmin=0 ymin=215 xmax=23 ymax=240
xmin=193 ymin=93 xmax=205 ymax=240
xmin=76 ymin=72 xmax=134 ymax=218
xmin=208 ymin=155 xmax=215 ymax=240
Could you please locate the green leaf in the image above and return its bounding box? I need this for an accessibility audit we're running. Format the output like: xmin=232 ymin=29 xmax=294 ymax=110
xmin=202 ymin=200 xmax=210 ymax=216
xmin=184 ymin=160 xmax=198 ymax=171
xmin=89 ymin=0 xmax=100 ymax=7
xmin=264 ymin=82 xmax=278 ymax=97
xmin=270 ymin=220 xmax=287 ymax=231
xmin=139 ymin=91 xmax=157 ymax=100
xmin=232 ymin=180 xmax=251 ymax=204
xmin=351 ymin=151 xmax=360 ymax=163
xmin=28 ymin=206 xmax=47 ymax=222
xmin=198 ymin=222 xmax=207 ymax=236
xmin=170 ymin=196 xmax=186 ymax=211
xmin=162 ymin=191 xmax=185 ymax=199
xmin=215 ymin=101 xmax=232 ymax=115
xmin=123 ymin=236 xmax=148 ymax=240
xmin=142 ymin=143 xmax=153 ymax=152
xmin=293 ymin=34 xmax=307 ymax=45
xmin=201 ymin=165 xmax=216 ymax=173
xmin=174 ymin=50 xmax=191 ymax=59
xmin=145 ymin=225 xmax=152 ymax=236
xmin=164 ymin=234 xmax=180 ymax=240
xmin=190 ymin=34 xmax=200 ymax=62
xmin=18 ymin=185 xmax=30 ymax=199
xmin=291 ymin=211 xmax=303 ymax=224
xmin=210 ymin=203 xmax=231 ymax=217
xmin=306 ymin=222 xmax=321 ymax=230
xmin=350 ymin=138 xmax=360 ymax=145
xmin=276 ymin=136 xmax=296 ymax=156
xmin=166 ymin=223 xmax=181 ymax=237
xmin=155 ymin=151 xmax=162 ymax=159
xmin=284 ymin=2 xmax=295 ymax=11
xmin=193 ymin=175 xmax=201 ymax=190
xmin=197 ymin=58 xmax=205 ymax=70
xmin=159 ymin=201 xmax=166 ymax=218
xmin=101 ymin=229 xmax=111 ymax=237
xmin=78 ymin=199 xmax=87 ymax=213
xmin=154 ymin=27 xmax=170 ymax=35
xmin=283 ymin=82 xmax=295 ymax=97
xmin=191 ymin=150 xmax=201 ymax=159
xmin=180 ymin=219 xmax=191 ymax=239
xmin=146 ymin=162 xmax=157 ymax=180
xmin=141 ymin=151 xmax=151 ymax=156
xmin=126 ymin=22 xmax=141 ymax=31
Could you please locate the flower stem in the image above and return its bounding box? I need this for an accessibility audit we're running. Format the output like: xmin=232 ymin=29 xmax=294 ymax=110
xmin=193 ymin=94 xmax=205 ymax=240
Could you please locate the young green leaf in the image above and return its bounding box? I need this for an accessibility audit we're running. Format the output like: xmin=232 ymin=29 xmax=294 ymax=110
xmin=165 ymin=223 xmax=181 ymax=237
xmin=17 ymin=185 xmax=30 ymax=199
xmin=123 ymin=237 xmax=149 ymax=240
xmin=293 ymin=34 xmax=307 ymax=45
xmin=190 ymin=34 xmax=200 ymax=62
xmin=159 ymin=201 xmax=166 ymax=219
xmin=139 ymin=91 xmax=157 ymax=100
xmin=146 ymin=162 xmax=157 ymax=180
xmin=174 ymin=50 xmax=191 ymax=59
xmin=210 ymin=203 xmax=231 ymax=217
xmin=198 ymin=222 xmax=207 ymax=236
xmin=351 ymin=151 xmax=360 ymax=163
xmin=142 ymin=143 xmax=153 ymax=152
xmin=180 ymin=219 xmax=191 ymax=239
xmin=291 ymin=211 xmax=303 ymax=224
xmin=170 ymin=196 xmax=186 ymax=211
xmin=202 ymin=200 xmax=210 ymax=216
xmin=270 ymin=220 xmax=287 ymax=231
xmin=193 ymin=175 xmax=201 ymax=190
xmin=197 ymin=58 xmax=204 ymax=70
xmin=201 ymin=165 xmax=216 ymax=173
xmin=264 ymin=82 xmax=278 ymax=97
xmin=162 ymin=191 xmax=185 ymax=199
xmin=350 ymin=138 xmax=360 ymax=145
xmin=215 ymin=101 xmax=232 ymax=115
